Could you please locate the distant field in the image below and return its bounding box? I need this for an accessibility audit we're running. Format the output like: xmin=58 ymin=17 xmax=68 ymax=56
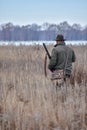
xmin=0 ymin=44 xmax=87 ymax=130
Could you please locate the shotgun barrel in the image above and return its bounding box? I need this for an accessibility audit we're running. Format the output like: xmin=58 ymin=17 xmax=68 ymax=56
xmin=43 ymin=43 xmax=51 ymax=59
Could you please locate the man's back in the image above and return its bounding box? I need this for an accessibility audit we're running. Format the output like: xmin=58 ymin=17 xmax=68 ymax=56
xmin=48 ymin=42 xmax=76 ymax=76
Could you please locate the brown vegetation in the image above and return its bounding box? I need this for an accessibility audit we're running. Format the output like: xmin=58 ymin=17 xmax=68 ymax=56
xmin=0 ymin=44 xmax=87 ymax=130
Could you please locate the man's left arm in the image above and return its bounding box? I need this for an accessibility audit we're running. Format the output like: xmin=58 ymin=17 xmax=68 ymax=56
xmin=48 ymin=48 xmax=58 ymax=71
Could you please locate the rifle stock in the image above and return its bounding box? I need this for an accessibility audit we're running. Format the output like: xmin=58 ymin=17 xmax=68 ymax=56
xmin=43 ymin=43 xmax=51 ymax=59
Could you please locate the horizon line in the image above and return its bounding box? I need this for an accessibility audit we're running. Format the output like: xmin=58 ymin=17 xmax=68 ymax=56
xmin=0 ymin=21 xmax=87 ymax=27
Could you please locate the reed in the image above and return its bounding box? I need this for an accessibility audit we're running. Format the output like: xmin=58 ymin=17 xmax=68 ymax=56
xmin=0 ymin=44 xmax=87 ymax=130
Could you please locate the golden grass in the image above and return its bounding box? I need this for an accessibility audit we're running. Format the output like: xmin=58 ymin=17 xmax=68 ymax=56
xmin=0 ymin=44 xmax=87 ymax=130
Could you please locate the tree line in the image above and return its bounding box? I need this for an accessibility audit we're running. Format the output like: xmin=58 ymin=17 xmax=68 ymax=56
xmin=0 ymin=22 xmax=87 ymax=41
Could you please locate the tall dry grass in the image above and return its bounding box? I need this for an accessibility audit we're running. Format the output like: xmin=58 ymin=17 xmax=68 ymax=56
xmin=0 ymin=44 xmax=87 ymax=130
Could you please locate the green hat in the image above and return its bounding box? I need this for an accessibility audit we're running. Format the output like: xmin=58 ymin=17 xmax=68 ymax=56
xmin=56 ymin=34 xmax=65 ymax=41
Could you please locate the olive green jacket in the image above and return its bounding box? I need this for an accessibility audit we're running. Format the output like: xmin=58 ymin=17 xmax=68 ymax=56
xmin=48 ymin=42 xmax=76 ymax=76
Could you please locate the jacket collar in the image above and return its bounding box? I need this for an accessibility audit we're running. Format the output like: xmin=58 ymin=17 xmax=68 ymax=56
xmin=54 ymin=42 xmax=65 ymax=47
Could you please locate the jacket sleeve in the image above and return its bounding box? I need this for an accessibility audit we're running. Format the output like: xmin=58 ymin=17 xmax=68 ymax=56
xmin=48 ymin=48 xmax=58 ymax=71
xmin=72 ymin=50 xmax=76 ymax=62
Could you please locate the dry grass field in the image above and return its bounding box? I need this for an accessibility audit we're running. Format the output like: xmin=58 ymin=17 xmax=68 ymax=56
xmin=0 ymin=44 xmax=87 ymax=130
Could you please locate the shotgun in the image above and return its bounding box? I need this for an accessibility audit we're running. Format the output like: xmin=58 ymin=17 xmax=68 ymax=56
xmin=43 ymin=43 xmax=51 ymax=59
xmin=43 ymin=43 xmax=51 ymax=77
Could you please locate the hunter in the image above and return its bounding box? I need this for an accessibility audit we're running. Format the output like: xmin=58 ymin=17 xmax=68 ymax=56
xmin=48 ymin=34 xmax=76 ymax=86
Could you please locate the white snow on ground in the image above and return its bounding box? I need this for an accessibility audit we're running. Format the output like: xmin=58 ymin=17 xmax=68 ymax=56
xmin=0 ymin=41 xmax=87 ymax=46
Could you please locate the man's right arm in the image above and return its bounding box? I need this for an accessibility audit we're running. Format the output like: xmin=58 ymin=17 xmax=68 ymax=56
xmin=72 ymin=50 xmax=76 ymax=62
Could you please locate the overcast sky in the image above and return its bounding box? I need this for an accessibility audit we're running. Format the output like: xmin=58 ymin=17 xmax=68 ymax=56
xmin=0 ymin=0 xmax=87 ymax=26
